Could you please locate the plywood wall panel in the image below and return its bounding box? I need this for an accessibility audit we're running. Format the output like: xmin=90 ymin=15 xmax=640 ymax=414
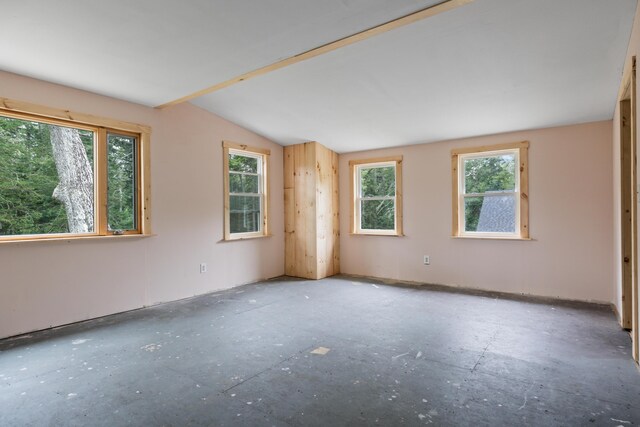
xmin=284 ymin=141 xmax=339 ymax=279
xmin=332 ymin=150 xmax=341 ymax=274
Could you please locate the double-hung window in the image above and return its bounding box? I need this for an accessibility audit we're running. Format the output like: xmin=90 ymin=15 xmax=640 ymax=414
xmin=0 ymin=98 xmax=150 ymax=242
xmin=349 ymin=156 xmax=403 ymax=236
xmin=223 ymin=141 xmax=270 ymax=240
xmin=451 ymin=141 xmax=529 ymax=239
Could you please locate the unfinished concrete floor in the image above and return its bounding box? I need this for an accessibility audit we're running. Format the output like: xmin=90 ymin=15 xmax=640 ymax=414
xmin=1 ymin=276 xmax=639 ymax=426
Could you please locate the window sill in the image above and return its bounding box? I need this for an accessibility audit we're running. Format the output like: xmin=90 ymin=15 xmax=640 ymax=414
xmin=452 ymin=235 xmax=532 ymax=241
xmin=221 ymin=234 xmax=273 ymax=242
xmin=350 ymin=232 xmax=404 ymax=237
xmin=0 ymin=233 xmax=155 ymax=245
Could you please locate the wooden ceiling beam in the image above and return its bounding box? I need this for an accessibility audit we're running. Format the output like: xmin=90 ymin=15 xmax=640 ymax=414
xmin=157 ymin=0 xmax=473 ymax=109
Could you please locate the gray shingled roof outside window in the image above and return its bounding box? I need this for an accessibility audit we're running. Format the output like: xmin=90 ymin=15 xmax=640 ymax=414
xmin=476 ymin=194 xmax=516 ymax=233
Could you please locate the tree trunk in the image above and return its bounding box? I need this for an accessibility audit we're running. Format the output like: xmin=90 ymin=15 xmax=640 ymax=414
xmin=49 ymin=126 xmax=94 ymax=233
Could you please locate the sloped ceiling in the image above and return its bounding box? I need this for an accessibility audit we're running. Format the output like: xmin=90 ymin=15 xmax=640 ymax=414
xmin=0 ymin=0 xmax=637 ymax=152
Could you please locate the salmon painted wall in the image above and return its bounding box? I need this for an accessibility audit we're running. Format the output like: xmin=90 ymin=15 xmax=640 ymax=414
xmin=0 ymin=71 xmax=284 ymax=339
xmin=340 ymin=121 xmax=613 ymax=303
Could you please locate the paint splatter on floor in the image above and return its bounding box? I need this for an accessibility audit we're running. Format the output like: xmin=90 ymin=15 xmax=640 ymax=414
xmin=140 ymin=343 xmax=162 ymax=352
xmin=310 ymin=347 xmax=330 ymax=355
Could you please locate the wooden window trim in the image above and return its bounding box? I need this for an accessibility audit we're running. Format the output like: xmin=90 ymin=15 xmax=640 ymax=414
xmin=451 ymin=141 xmax=529 ymax=240
xmin=0 ymin=98 xmax=152 ymax=243
xmin=223 ymin=141 xmax=271 ymax=241
xmin=349 ymin=155 xmax=403 ymax=236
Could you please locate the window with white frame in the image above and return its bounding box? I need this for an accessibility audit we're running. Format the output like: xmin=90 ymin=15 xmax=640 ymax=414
xmin=349 ymin=156 xmax=403 ymax=236
xmin=223 ymin=141 xmax=270 ymax=240
xmin=451 ymin=141 xmax=529 ymax=239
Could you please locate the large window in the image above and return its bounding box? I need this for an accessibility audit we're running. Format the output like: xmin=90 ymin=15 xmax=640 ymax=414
xmin=349 ymin=156 xmax=403 ymax=236
xmin=0 ymin=99 xmax=150 ymax=242
xmin=223 ymin=141 xmax=270 ymax=240
xmin=451 ymin=141 xmax=529 ymax=239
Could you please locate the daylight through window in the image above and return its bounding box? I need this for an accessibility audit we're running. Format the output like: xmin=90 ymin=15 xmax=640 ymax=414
xmin=107 ymin=132 xmax=138 ymax=232
xmin=350 ymin=156 xmax=403 ymax=236
xmin=223 ymin=141 xmax=270 ymax=240
xmin=452 ymin=142 xmax=529 ymax=239
xmin=0 ymin=101 xmax=150 ymax=242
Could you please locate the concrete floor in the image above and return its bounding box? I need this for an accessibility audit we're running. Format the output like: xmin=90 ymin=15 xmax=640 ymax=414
xmin=1 ymin=276 xmax=639 ymax=426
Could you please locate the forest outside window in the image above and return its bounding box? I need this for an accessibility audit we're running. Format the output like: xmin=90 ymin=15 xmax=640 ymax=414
xmin=349 ymin=156 xmax=403 ymax=236
xmin=0 ymin=99 xmax=150 ymax=242
xmin=451 ymin=141 xmax=529 ymax=239
xmin=223 ymin=141 xmax=270 ymax=240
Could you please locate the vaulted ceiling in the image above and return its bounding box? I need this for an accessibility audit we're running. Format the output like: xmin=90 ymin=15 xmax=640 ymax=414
xmin=1 ymin=0 xmax=636 ymax=152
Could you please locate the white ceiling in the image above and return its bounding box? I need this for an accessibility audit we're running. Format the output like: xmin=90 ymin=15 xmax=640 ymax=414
xmin=1 ymin=0 xmax=637 ymax=153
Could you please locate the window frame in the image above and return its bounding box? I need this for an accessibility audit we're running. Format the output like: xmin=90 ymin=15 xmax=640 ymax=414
xmin=0 ymin=97 xmax=151 ymax=243
xmin=451 ymin=141 xmax=529 ymax=240
xmin=223 ymin=141 xmax=271 ymax=241
xmin=349 ymin=156 xmax=403 ymax=236
xmin=105 ymin=129 xmax=142 ymax=235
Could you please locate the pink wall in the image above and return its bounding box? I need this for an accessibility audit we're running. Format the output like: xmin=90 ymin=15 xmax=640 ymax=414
xmin=0 ymin=71 xmax=284 ymax=339
xmin=613 ymin=2 xmax=640 ymax=320
xmin=340 ymin=121 xmax=614 ymax=302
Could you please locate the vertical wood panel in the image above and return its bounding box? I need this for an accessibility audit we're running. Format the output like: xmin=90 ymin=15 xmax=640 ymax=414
xmin=140 ymin=132 xmax=152 ymax=235
xmin=519 ymin=146 xmax=529 ymax=239
xmin=284 ymin=146 xmax=295 ymax=276
xmin=316 ymin=144 xmax=328 ymax=279
xmin=96 ymin=128 xmax=108 ymax=235
xmin=304 ymin=142 xmax=317 ymax=278
xmin=332 ymin=150 xmax=341 ymax=275
xmin=294 ymin=143 xmax=307 ymax=277
xmin=284 ymin=141 xmax=340 ymax=279
xmin=631 ymin=57 xmax=639 ymax=363
xmin=621 ymin=99 xmax=633 ymax=330
xmin=396 ymin=157 xmax=404 ymax=237
xmin=451 ymin=154 xmax=459 ymax=236
xmin=222 ymin=144 xmax=231 ymax=240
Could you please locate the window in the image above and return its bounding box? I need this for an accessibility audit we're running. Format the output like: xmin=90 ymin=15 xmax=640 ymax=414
xmin=107 ymin=132 xmax=139 ymax=232
xmin=349 ymin=156 xmax=403 ymax=236
xmin=0 ymin=98 xmax=150 ymax=242
xmin=451 ymin=141 xmax=529 ymax=239
xmin=223 ymin=141 xmax=270 ymax=240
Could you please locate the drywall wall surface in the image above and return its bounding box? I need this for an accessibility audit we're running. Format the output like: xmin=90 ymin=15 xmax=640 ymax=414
xmin=340 ymin=121 xmax=614 ymax=303
xmin=0 ymin=71 xmax=284 ymax=339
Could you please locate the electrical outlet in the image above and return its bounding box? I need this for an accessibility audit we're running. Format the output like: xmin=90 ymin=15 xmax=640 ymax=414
xmin=423 ymin=255 xmax=430 ymax=265
xmin=200 ymin=263 xmax=207 ymax=273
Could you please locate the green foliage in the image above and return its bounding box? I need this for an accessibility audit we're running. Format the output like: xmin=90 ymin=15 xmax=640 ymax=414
xmin=359 ymin=165 xmax=395 ymax=230
xmin=229 ymin=195 xmax=260 ymax=233
xmin=463 ymin=154 xmax=515 ymax=231
xmin=229 ymin=173 xmax=258 ymax=194
xmin=229 ymin=154 xmax=258 ymax=173
xmin=107 ymin=134 xmax=136 ymax=231
xmin=361 ymin=166 xmax=395 ymax=197
xmin=361 ymin=199 xmax=395 ymax=230
xmin=0 ymin=115 xmax=135 ymax=236
xmin=0 ymin=117 xmax=67 ymax=235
